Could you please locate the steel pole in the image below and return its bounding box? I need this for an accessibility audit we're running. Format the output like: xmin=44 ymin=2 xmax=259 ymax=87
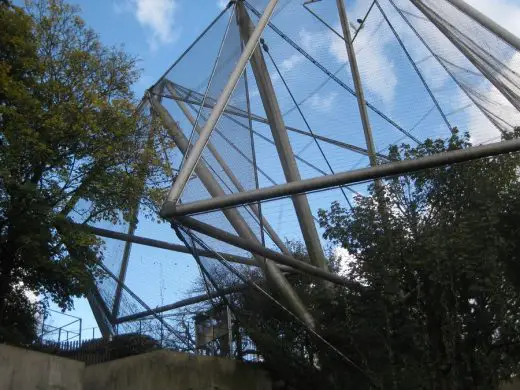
xmin=72 ymin=222 xmax=263 ymax=268
xmin=74 ymin=219 xmax=296 ymax=272
xmin=113 ymin=115 xmax=156 ymax=319
xmin=178 ymin=216 xmax=351 ymax=286
xmin=163 ymin=0 xmax=280 ymax=207
xmin=167 ymin=82 xmax=387 ymax=159
xmin=237 ymin=3 xmax=327 ymax=270
xmin=163 ymin=138 xmax=520 ymax=216
xmin=165 ymin=81 xmax=290 ymax=254
xmin=335 ymin=0 xmax=379 ymax=169
xmin=444 ymin=0 xmax=520 ymax=52
xmin=411 ymin=0 xmax=520 ymax=112
xmin=116 ymin=286 xmax=245 ymax=324
xmin=150 ymin=95 xmax=315 ymax=328
xmin=86 ymin=290 xmax=115 ymax=338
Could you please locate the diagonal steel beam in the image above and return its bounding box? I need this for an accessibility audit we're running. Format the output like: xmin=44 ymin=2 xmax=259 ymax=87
xmin=115 ymin=285 xmax=246 ymax=324
xmin=177 ymin=216 xmax=351 ymax=286
xmin=162 ymin=0 xmax=280 ymax=207
xmin=237 ymin=2 xmax=327 ymax=270
xmin=150 ymin=93 xmax=315 ymax=329
xmin=73 ymin=222 xmax=295 ymax=273
xmin=87 ymin=288 xmax=115 ymax=338
xmin=165 ymin=81 xmax=291 ymax=255
xmin=163 ymin=138 xmax=520 ymax=216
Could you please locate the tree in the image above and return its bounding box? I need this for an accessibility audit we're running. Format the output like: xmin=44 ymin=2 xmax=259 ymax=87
xmin=316 ymin=129 xmax=520 ymax=389
xmin=228 ymin=130 xmax=520 ymax=390
xmin=0 ymin=0 xmax=153 ymax=343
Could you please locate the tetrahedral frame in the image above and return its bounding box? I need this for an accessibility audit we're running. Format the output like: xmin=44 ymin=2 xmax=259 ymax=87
xmin=80 ymin=0 xmax=520 ymax=340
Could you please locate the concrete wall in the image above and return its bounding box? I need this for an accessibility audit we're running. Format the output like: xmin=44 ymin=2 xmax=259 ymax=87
xmin=84 ymin=350 xmax=271 ymax=390
xmin=501 ymin=378 xmax=520 ymax=390
xmin=0 ymin=344 xmax=85 ymax=390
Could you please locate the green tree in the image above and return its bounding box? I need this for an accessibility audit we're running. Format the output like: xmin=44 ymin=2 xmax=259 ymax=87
xmin=0 ymin=0 xmax=155 ymax=343
xmin=316 ymin=129 xmax=520 ymax=389
xmin=230 ymin=130 xmax=520 ymax=390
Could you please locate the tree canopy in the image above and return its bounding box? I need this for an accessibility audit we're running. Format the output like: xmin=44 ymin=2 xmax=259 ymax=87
xmin=0 ymin=0 xmax=149 ymax=343
xmin=230 ymin=129 xmax=520 ymax=390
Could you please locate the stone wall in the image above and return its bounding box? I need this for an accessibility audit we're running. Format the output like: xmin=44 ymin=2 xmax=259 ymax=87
xmin=83 ymin=350 xmax=271 ymax=390
xmin=0 ymin=344 xmax=85 ymax=390
xmin=501 ymin=378 xmax=520 ymax=390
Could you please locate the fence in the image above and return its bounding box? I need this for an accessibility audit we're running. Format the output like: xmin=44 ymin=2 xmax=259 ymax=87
xmin=34 ymin=330 xmax=261 ymax=365
xmin=34 ymin=333 xmax=160 ymax=365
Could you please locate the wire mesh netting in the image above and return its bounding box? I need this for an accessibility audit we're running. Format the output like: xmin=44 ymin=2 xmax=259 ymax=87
xmin=156 ymin=0 xmax=519 ymax=265
xmin=154 ymin=5 xmax=277 ymax=318
xmin=72 ymin=0 xmax=520 ymax=356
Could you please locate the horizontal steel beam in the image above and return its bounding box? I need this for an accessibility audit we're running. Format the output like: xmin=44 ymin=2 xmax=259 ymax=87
xmin=163 ymin=138 xmax=520 ymax=216
xmin=75 ymin=223 xmax=252 ymax=264
xmin=164 ymin=81 xmax=386 ymax=160
xmin=444 ymin=0 xmax=520 ymax=52
xmin=177 ymin=216 xmax=351 ymax=286
xmin=164 ymin=0 xmax=280 ymax=205
xmin=72 ymin=223 xmax=295 ymax=273
xmin=115 ymin=285 xmax=245 ymax=323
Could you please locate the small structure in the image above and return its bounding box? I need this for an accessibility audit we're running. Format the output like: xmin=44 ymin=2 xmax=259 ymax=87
xmin=194 ymin=304 xmax=233 ymax=357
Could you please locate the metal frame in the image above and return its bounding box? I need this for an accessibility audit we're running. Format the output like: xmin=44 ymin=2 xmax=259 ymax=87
xmin=163 ymin=0 xmax=280 ymax=207
xmin=163 ymin=138 xmax=520 ymax=216
xmin=81 ymin=0 xmax=520 ymax=336
xmin=237 ymin=2 xmax=327 ymax=270
xmin=150 ymin=91 xmax=315 ymax=329
xmin=444 ymin=0 xmax=520 ymax=52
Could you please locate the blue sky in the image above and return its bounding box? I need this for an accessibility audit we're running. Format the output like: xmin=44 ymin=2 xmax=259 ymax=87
xmin=42 ymin=0 xmax=520 ymax=340
xmin=44 ymin=0 xmax=231 ymax=340
xmin=76 ymin=0 xmax=228 ymax=97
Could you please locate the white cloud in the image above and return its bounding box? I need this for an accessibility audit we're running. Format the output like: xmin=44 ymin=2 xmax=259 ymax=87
xmin=328 ymin=23 xmax=398 ymax=107
xmin=299 ymin=28 xmax=329 ymax=57
xmin=280 ymin=54 xmax=304 ymax=73
xmin=307 ymin=92 xmax=338 ymax=113
xmin=268 ymin=53 xmax=304 ymax=85
xmin=115 ymin=0 xmax=179 ymax=50
xmin=465 ymin=0 xmax=520 ymax=38
xmin=217 ymin=0 xmax=228 ymax=9
xmin=297 ymin=22 xmax=398 ymax=108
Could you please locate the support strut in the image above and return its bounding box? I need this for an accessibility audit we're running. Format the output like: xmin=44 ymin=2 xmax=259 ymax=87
xmin=237 ymin=2 xmax=327 ymax=270
xmin=150 ymin=93 xmax=315 ymax=329
xmin=163 ymin=138 xmax=520 ymax=216
xmin=163 ymin=0 xmax=280 ymax=207
xmin=165 ymin=81 xmax=290 ymax=255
